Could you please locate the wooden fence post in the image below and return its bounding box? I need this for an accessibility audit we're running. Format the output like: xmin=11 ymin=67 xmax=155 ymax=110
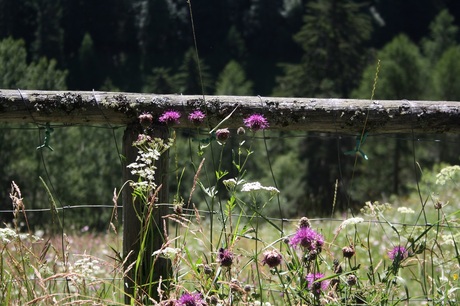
xmin=122 ymin=123 xmax=171 ymax=304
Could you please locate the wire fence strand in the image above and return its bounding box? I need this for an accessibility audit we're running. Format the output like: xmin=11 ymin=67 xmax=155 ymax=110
xmin=1 ymin=203 xmax=458 ymax=230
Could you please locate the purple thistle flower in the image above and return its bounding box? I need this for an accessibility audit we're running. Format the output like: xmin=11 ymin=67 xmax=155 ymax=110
xmin=306 ymin=272 xmax=329 ymax=294
xmin=176 ymin=292 xmax=206 ymax=306
xmin=243 ymin=114 xmax=269 ymax=131
xmin=218 ymin=248 xmax=234 ymax=267
xmin=388 ymin=246 xmax=408 ymax=261
xmin=262 ymin=249 xmax=282 ymax=268
xmin=289 ymin=226 xmax=324 ymax=252
xmin=188 ymin=110 xmax=206 ymax=125
xmin=159 ymin=110 xmax=181 ymax=125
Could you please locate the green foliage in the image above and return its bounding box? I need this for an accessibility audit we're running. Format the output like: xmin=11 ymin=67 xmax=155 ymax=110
xmin=0 ymin=37 xmax=28 ymax=88
xmin=422 ymin=9 xmax=459 ymax=64
xmin=0 ymin=37 xmax=68 ymax=228
xmin=0 ymin=37 xmax=67 ymax=89
xmin=433 ymin=46 xmax=460 ymax=100
xmin=175 ymin=48 xmax=213 ymax=95
xmin=224 ymin=26 xmax=247 ymax=62
xmin=266 ymin=147 xmax=306 ymax=216
xmin=0 ymin=37 xmax=105 ymax=232
xmin=274 ymin=0 xmax=372 ymax=97
xmin=353 ymin=34 xmax=427 ymax=100
xmin=134 ymin=0 xmax=183 ymax=72
xmin=143 ymin=67 xmax=176 ymax=94
xmin=73 ymin=33 xmax=100 ymax=90
xmin=0 ymin=125 xmax=124 ymax=232
xmin=30 ymin=0 xmax=64 ymax=63
xmin=26 ymin=57 xmax=67 ymax=90
xmin=0 ymin=186 xmax=124 ymax=304
xmin=215 ymin=60 xmax=253 ymax=95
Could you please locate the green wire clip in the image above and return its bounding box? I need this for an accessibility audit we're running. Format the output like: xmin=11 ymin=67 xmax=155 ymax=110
xmin=344 ymin=132 xmax=368 ymax=160
xmin=36 ymin=122 xmax=54 ymax=151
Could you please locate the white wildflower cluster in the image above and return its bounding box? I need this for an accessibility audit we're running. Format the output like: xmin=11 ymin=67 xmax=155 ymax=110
xmin=128 ymin=148 xmax=160 ymax=180
xmin=436 ymin=165 xmax=460 ymax=185
xmin=441 ymin=232 xmax=460 ymax=247
xmin=0 ymin=227 xmax=19 ymax=244
xmin=241 ymin=182 xmax=280 ymax=195
xmin=223 ymin=179 xmax=280 ymax=196
xmin=152 ymin=247 xmax=181 ymax=259
xmin=70 ymin=257 xmax=103 ymax=283
xmin=334 ymin=217 xmax=364 ymax=234
xmin=0 ymin=227 xmax=40 ymax=244
xmin=397 ymin=207 xmax=415 ymax=214
xmin=222 ymin=178 xmax=245 ymax=189
xmin=127 ymin=137 xmax=174 ymax=191
xmin=360 ymin=201 xmax=392 ymax=216
xmin=253 ymin=302 xmax=272 ymax=306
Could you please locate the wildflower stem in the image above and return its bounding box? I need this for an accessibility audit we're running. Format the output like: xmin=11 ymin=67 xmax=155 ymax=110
xmin=254 ymin=206 xmax=264 ymax=304
xmin=275 ymin=267 xmax=293 ymax=306
xmin=262 ymin=129 xmax=284 ymax=241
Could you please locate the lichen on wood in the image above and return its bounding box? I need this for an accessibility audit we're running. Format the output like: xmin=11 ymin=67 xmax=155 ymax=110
xmin=1 ymin=89 xmax=460 ymax=134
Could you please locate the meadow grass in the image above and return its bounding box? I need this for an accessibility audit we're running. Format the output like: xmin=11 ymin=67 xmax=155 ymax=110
xmin=2 ymin=113 xmax=460 ymax=305
xmin=1 ymin=163 xmax=460 ymax=305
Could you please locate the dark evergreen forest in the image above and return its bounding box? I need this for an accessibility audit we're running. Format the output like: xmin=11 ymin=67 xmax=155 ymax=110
xmin=1 ymin=0 xmax=460 ymax=231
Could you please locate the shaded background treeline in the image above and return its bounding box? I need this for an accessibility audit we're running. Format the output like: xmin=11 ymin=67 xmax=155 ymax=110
xmin=1 ymin=0 xmax=460 ymax=231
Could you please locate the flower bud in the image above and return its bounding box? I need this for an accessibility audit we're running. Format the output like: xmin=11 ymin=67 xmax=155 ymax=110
xmin=342 ymin=245 xmax=355 ymax=259
xmin=216 ymin=128 xmax=230 ymax=143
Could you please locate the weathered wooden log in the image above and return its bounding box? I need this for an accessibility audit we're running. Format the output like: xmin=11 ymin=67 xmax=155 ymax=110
xmin=122 ymin=124 xmax=170 ymax=303
xmin=1 ymin=89 xmax=460 ymax=134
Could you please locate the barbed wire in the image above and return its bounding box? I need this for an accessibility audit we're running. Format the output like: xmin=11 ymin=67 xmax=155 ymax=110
xmin=1 ymin=203 xmax=458 ymax=230
xmin=0 ymin=123 xmax=126 ymax=130
xmin=2 ymin=122 xmax=460 ymax=144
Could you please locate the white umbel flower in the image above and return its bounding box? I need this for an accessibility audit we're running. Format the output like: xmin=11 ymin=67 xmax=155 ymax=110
xmin=241 ymin=182 xmax=280 ymax=195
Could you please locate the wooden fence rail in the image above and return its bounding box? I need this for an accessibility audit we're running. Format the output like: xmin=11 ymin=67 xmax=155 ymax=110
xmin=2 ymin=89 xmax=460 ymax=303
xmin=1 ymin=89 xmax=460 ymax=133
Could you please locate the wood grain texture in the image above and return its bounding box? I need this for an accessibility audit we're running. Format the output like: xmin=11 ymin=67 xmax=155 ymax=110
xmin=1 ymin=89 xmax=460 ymax=133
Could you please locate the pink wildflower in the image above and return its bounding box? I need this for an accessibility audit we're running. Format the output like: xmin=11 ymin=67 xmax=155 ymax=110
xmin=159 ymin=110 xmax=181 ymax=125
xmin=243 ymin=114 xmax=269 ymax=131
xmin=218 ymin=248 xmax=234 ymax=267
xmin=188 ymin=110 xmax=206 ymax=125
xmin=306 ymin=272 xmax=329 ymax=294
xmin=289 ymin=226 xmax=324 ymax=252
xmin=176 ymin=292 xmax=206 ymax=306
xmin=388 ymin=246 xmax=408 ymax=261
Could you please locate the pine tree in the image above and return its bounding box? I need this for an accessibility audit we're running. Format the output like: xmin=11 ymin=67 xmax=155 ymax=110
xmin=143 ymin=67 xmax=176 ymax=94
xmin=272 ymin=0 xmax=373 ymax=215
xmin=350 ymin=34 xmax=429 ymax=204
xmin=0 ymin=37 xmax=67 ymax=225
xmin=72 ymin=33 xmax=100 ymax=90
xmin=433 ymin=46 xmax=460 ymax=101
xmin=133 ymin=0 xmax=175 ymax=72
xmin=0 ymin=37 xmax=67 ymax=89
xmin=215 ymin=60 xmax=253 ymax=95
xmin=30 ymin=0 xmax=64 ymax=63
xmin=0 ymin=37 xmax=28 ymax=88
xmin=25 ymin=58 xmax=67 ymax=90
xmin=274 ymin=0 xmax=372 ymax=98
xmin=353 ymin=34 xmax=427 ymax=100
xmin=175 ymin=48 xmax=212 ymax=95
xmin=422 ymin=9 xmax=459 ymax=64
